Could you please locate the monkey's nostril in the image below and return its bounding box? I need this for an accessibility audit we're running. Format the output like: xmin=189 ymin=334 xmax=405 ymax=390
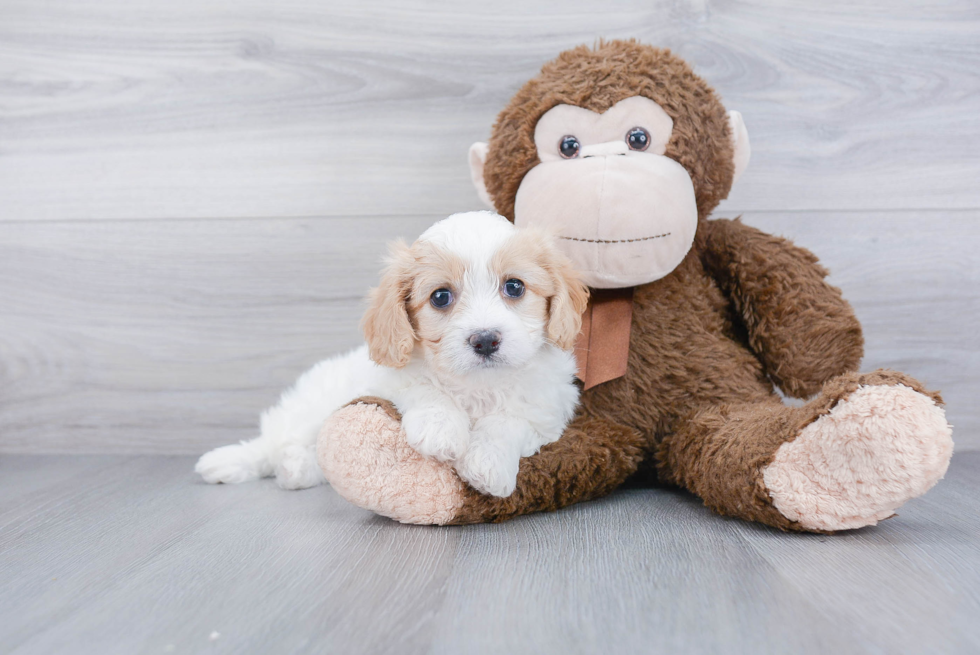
xmin=468 ymin=330 xmax=502 ymax=357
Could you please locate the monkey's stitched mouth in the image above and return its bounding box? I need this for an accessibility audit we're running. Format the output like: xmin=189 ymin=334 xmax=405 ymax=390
xmin=558 ymin=232 xmax=671 ymax=244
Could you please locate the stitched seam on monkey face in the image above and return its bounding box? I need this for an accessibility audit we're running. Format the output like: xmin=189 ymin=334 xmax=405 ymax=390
xmin=558 ymin=233 xmax=671 ymax=244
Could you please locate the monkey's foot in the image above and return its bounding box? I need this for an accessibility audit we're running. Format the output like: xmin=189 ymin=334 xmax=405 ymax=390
xmin=317 ymin=397 xmax=465 ymax=525
xmin=763 ymin=383 xmax=953 ymax=531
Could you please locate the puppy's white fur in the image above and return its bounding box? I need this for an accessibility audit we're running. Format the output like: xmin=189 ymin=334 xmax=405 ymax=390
xmin=196 ymin=211 xmax=587 ymax=497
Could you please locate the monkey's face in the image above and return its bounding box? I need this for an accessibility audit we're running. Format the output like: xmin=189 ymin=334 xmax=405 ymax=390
xmin=469 ymin=42 xmax=751 ymax=290
xmin=512 ymin=96 xmax=697 ymax=288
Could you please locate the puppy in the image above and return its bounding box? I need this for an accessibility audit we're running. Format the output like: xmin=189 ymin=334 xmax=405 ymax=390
xmin=196 ymin=211 xmax=589 ymax=497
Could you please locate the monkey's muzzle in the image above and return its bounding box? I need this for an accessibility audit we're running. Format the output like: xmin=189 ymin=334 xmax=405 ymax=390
xmin=513 ymin=151 xmax=698 ymax=288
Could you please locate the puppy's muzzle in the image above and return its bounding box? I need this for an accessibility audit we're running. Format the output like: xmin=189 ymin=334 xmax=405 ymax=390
xmin=468 ymin=330 xmax=501 ymax=357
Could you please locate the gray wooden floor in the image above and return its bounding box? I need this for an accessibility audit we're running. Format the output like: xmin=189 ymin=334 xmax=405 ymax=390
xmin=2 ymin=452 xmax=978 ymax=654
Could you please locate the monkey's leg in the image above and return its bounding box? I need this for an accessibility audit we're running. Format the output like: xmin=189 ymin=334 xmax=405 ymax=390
xmin=658 ymin=370 xmax=953 ymax=532
xmin=318 ymin=397 xmax=645 ymax=525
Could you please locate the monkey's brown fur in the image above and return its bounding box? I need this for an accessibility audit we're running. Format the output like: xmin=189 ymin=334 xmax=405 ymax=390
xmin=345 ymin=40 xmax=941 ymax=531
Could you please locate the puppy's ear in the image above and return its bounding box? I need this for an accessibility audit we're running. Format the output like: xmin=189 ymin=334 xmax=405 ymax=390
xmin=543 ymin=242 xmax=590 ymax=351
xmin=362 ymin=241 xmax=417 ymax=368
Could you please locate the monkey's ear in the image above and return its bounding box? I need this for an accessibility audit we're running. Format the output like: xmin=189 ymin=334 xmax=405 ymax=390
xmin=468 ymin=142 xmax=495 ymax=209
xmin=727 ymin=111 xmax=751 ymax=185
xmin=361 ymin=241 xmax=417 ymax=368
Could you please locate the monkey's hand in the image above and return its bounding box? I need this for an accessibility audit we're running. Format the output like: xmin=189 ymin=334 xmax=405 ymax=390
xmin=701 ymin=217 xmax=864 ymax=398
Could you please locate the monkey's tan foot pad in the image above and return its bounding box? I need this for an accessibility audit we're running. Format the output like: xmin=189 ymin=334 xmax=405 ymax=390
xmin=763 ymin=384 xmax=953 ymax=532
xmin=317 ymin=399 xmax=465 ymax=525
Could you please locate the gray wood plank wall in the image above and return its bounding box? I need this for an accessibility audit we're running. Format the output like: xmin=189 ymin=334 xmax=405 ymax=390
xmin=1 ymin=0 xmax=978 ymax=453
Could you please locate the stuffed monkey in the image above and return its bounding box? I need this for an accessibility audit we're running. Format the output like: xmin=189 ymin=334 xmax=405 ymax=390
xmin=318 ymin=40 xmax=953 ymax=533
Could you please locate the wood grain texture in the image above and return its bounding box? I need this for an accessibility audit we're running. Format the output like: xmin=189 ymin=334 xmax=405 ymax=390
xmin=0 ymin=0 xmax=978 ymax=221
xmin=0 ymin=215 xmax=434 ymax=453
xmin=1 ymin=211 xmax=976 ymax=453
xmin=0 ymin=453 xmax=977 ymax=654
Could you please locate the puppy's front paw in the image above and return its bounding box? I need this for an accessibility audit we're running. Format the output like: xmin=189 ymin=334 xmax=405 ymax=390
xmin=455 ymin=441 xmax=520 ymax=498
xmin=402 ymin=407 xmax=469 ymax=463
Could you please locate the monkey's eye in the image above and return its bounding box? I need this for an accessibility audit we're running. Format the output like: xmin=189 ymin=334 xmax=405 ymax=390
xmin=559 ymin=135 xmax=581 ymax=159
xmin=430 ymin=288 xmax=454 ymax=309
xmin=626 ymin=127 xmax=650 ymax=151
xmin=503 ymin=279 xmax=525 ymax=298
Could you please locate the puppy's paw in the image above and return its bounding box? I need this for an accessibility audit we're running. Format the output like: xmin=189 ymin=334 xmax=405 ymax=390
xmin=195 ymin=443 xmax=267 ymax=484
xmin=402 ymin=407 xmax=469 ymax=463
xmin=473 ymin=414 xmax=540 ymax=457
xmin=275 ymin=445 xmax=325 ymax=490
xmin=455 ymin=441 xmax=520 ymax=498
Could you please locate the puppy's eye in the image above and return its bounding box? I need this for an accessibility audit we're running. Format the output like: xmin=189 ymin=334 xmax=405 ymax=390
xmin=559 ymin=135 xmax=580 ymax=159
xmin=503 ymin=279 xmax=525 ymax=298
xmin=626 ymin=127 xmax=650 ymax=151
xmin=430 ymin=288 xmax=454 ymax=309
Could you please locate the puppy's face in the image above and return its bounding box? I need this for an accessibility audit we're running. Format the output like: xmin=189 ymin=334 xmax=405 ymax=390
xmin=363 ymin=212 xmax=589 ymax=375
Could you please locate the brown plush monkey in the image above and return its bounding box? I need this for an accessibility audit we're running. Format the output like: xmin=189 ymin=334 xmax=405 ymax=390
xmin=318 ymin=40 xmax=953 ymax=533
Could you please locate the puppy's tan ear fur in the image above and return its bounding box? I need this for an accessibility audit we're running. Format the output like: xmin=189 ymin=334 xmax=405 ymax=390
xmin=362 ymin=241 xmax=417 ymax=368
xmin=543 ymin=243 xmax=590 ymax=351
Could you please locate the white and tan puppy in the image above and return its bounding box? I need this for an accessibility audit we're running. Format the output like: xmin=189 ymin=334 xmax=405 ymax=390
xmin=196 ymin=211 xmax=588 ymax=497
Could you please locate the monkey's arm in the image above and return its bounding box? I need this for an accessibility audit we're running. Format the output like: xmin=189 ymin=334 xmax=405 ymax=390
xmin=700 ymin=217 xmax=864 ymax=398
xmin=449 ymin=414 xmax=646 ymax=523
xmin=319 ymin=399 xmax=647 ymax=525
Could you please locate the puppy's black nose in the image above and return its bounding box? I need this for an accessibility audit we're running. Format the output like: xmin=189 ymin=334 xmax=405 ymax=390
xmin=468 ymin=330 xmax=501 ymax=357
